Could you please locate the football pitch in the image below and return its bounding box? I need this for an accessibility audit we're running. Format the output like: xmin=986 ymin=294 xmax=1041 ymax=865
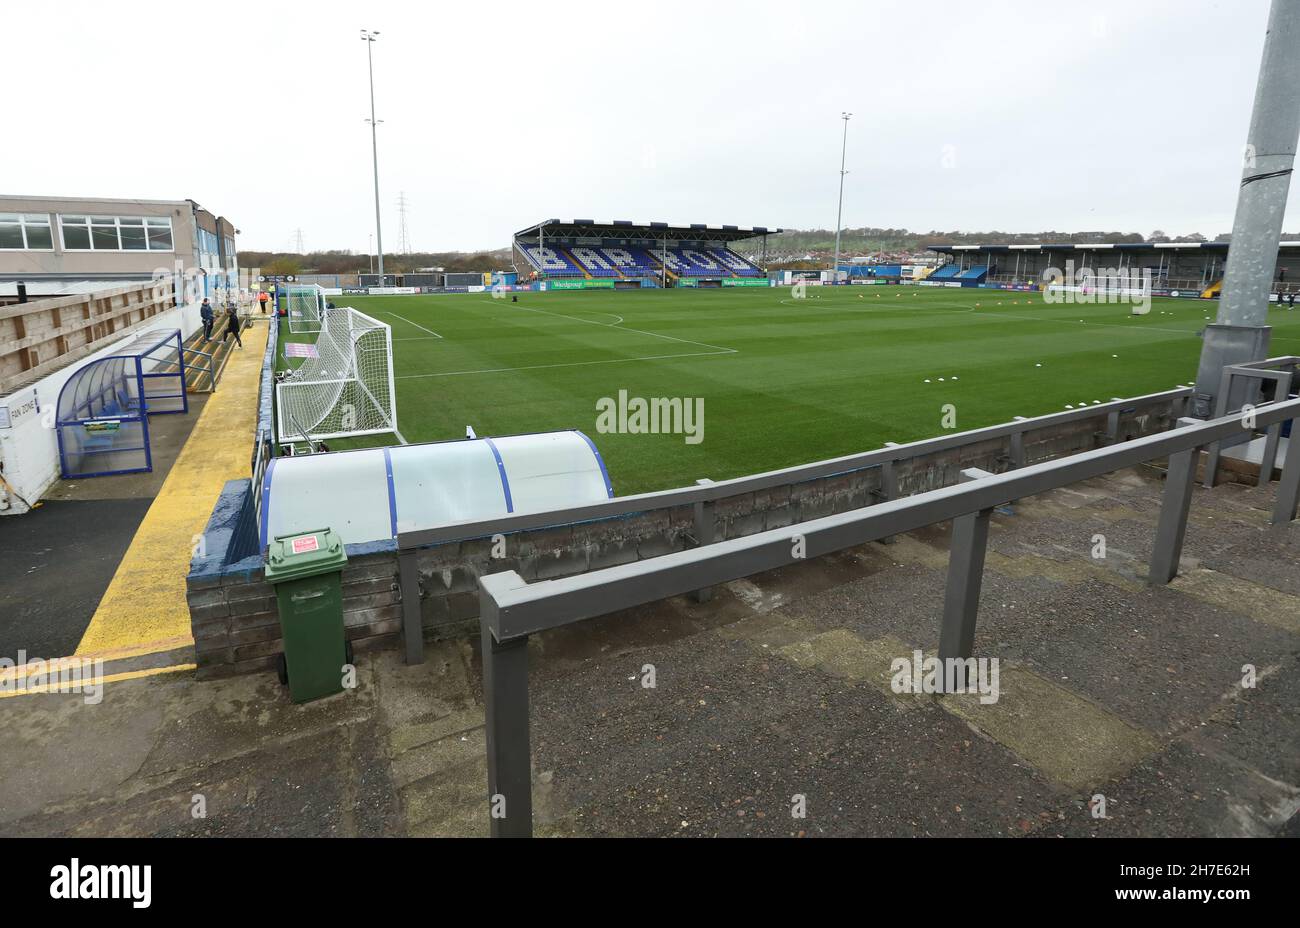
xmin=289 ymin=287 xmax=1300 ymax=496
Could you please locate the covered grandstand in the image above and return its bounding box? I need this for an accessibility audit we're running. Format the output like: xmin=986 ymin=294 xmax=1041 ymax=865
xmin=924 ymin=240 xmax=1300 ymax=297
xmin=512 ymin=219 xmax=780 ymax=288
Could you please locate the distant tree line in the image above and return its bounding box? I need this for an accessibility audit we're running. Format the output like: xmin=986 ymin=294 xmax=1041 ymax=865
xmin=238 ymin=248 xmax=513 ymax=277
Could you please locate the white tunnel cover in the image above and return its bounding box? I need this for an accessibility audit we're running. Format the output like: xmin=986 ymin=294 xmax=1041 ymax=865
xmin=260 ymin=430 xmax=614 ymax=548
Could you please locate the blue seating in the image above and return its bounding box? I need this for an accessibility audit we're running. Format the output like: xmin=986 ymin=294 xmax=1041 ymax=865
xmin=602 ymin=247 xmax=661 ymax=276
xmin=956 ymin=265 xmax=988 ymax=282
xmin=710 ymin=249 xmax=762 ymax=276
xmin=930 ymin=264 xmax=962 ymax=280
xmin=657 ymin=247 xmax=726 ymax=277
xmin=522 ymin=245 xmax=584 ymax=277
xmin=568 ymin=247 xmax=620 ymax=277
xmin=525 ymin=242 xmax=765 ymax=279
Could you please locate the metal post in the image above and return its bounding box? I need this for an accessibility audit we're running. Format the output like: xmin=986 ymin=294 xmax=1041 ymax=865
xmin=1009 ymin=420 xmax=1027 ymax=468
xmin=692 ymin=478 xmax=716 ymax=602
xmin=1007 ymin=420 xmax=1028 ymax=508
xmin=1105 ymin=401 xmax=1123 ymax=445
xmin=832 ymin=112 xmax=851 ymax=285
xmin=1272 ymin=424 xmax=1300 ymax=523
xmin=1194 ymin=0 xmax=1300 ymax=406
xmin=938 ymin=504 xmax=992 ymax=693
xmin=1259 ymin=421 xmax=1283 ymax=486
xmin=876 ymin=447 xmax=900 ymax=545
xmin=362 ymin=30 xmax=385 ymax=283
xmin=479 ymin=586 xmax=532 ymax=838
xmin=1149 ymin=421 xmax=1202 ymax=585
xmin=398 ymin=550 xmax=424 ymax=664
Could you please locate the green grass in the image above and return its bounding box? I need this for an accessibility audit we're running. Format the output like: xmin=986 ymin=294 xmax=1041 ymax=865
xmin=287 ymin=287 xmax=1300 ymax=495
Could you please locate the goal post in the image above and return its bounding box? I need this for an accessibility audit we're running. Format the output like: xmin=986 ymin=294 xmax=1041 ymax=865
xmin=276 ymin=306 xmax=398 ymax=442
xmin=285 ymin=284 xmax=326 ymax=334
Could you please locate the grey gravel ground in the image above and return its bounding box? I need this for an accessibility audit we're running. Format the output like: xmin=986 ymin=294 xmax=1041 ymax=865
xmin=1 ymin=464 xmax=1295 ymax=837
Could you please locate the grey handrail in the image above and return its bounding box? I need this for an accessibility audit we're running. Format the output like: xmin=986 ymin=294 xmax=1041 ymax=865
xmin=481 ymin=397 xmax=1300 ymax=641
xmin=181 ymin=345 xmax=217 ymax=391
xmin=398 ymin=386 xmax=1191 ymax=549
xmin=475 ymin=395 xmax=1300 ymax=836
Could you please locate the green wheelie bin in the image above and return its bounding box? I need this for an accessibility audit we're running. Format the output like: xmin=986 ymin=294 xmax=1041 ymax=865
xmin=264 ymin=528 xmax=352 ymax=703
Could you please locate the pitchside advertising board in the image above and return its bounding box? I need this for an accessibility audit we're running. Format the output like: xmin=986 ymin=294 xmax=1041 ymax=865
xmin=547 ymin=280 xmax=616 ymax=290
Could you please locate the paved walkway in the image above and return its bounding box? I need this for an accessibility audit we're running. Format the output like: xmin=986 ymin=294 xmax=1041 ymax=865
xmin=1 ymin=466 xmax=1295 ymax=836
xmin=73 ymin=323 xmax=269 ymax=660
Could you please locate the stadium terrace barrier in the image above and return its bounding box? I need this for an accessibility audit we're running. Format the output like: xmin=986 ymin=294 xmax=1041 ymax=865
xmin=475 ymin=396 xmax=1300 ymax=837
xmin=1201 ymin=356 xmax=1298 ymax=489
xmin=391 ymin=387 xmax=1195 ymax=664
xmin=187 ymin=385 xmax=1195 ymax=676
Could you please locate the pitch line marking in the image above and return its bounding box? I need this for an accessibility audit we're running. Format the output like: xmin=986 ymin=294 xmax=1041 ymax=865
xmin=777 ymin=297 xmax=976 ymax=316
xmin=379 ymin=311 xmax=443 ymax=338
xmin=511 ymin=303 xmax=736 ymax=354
xmin=396 ymin=349 xmax=734 ymax=380
xmin=776 ymin=295 xmax=1209 ymax=338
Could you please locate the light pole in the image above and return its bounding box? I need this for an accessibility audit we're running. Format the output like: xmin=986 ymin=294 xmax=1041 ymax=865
xmin=361 ymin=29 xmax=385 ymax=283
xmin=832 ymin=112 xmax=851 ymax=285
xmin=1192 ymin=0 xmax=1300 ymax=413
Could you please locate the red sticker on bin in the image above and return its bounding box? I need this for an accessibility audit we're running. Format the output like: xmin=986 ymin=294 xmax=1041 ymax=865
xmin=292 ymin=535 xmax=320 ymax=554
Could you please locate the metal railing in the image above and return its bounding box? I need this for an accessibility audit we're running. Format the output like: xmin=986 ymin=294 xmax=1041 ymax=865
xmin=182 ymin=345 xmax=217 ymax=392
xmin=1203 ymin=356 xmax=1298 ymax=488
xmin=395 ymin=387 xmax=1191 ymax=663
xmin=474 ymin=396 xmax=1300 ymax=836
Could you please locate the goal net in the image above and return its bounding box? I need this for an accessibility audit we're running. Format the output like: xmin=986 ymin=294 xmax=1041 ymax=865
xmin=285 ymin=284 xmax=325 ymax=334
xmin=276 ymin=306 xmax=398 ymax=442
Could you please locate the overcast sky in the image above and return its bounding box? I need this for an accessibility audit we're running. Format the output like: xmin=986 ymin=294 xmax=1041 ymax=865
xmin=3 ymin=0 xmax=1288 ymax=252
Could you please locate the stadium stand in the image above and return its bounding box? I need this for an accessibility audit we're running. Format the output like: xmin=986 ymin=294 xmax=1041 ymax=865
xmin=568 ymin=247 xmax=621 ymax=277
xmin=513 ymin=220 xmax=778 ymax=286
xmin=710 ymin=249 xmax=763 ymax=276
xmin=956 ymin=265 xmax=988 ymax=282
xmin=928 ymin=264 xmax=963 ymax=280
xmin=519 ymin=244 xmax=585 ymax=277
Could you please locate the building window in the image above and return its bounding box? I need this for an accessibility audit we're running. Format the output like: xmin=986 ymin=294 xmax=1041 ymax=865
xmin=90 ymin=217 xmax=120 ymax=250
xmin=0 ymin=213 xmax=55 ymax=250
xmin=118 ymin=218 xmax=147 ymax=250
xmin=60 ymin=216 xmax=92 ymax=249
xmin=58 ymin=214 xmax=174 ymax=252
xmin=147 ymin=218 xmax=173 ymax=251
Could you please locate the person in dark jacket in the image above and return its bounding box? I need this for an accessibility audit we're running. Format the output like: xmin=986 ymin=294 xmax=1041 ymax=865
xmin=222 ymin=305 xmax=243 ymax=347
xmin=200 ymin=298 xmax=215 ymax=339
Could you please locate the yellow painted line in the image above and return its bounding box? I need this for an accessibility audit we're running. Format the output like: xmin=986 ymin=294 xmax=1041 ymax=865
xmin=0 ymin=636 xmax=192 ymax=684
xmin=75 ymin=323 xmax=269 ymax=655
xmin=72 ymin=635 xmax=195 ymax=664
xmin=0 ymin=663 xmax=196 ymax=699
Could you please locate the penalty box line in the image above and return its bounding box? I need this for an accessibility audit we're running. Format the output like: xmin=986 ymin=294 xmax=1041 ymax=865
xmin=396 ymin=348 xmax=735 ymax=380
xmin=511 ymin=302 xmax=737 ymax=354
xmin=377 ymin=310 xmax=443 ymax=338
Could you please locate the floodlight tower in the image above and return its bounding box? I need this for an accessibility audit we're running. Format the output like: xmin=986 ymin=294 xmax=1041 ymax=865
xmin=361 ymin=29 xmax=385 ymax=282
xmin=1192 ymin=0 xmax=1300 ymax=415
xmin=832 ymin=112 xmax=852 ymax=285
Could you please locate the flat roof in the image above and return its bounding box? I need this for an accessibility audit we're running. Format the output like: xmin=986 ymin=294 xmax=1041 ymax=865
xmin=0 ymin=194 xmax=191 ymax=207
xmin=929 ymin=241 xmax=1300 ymax=254
xmin=515 ymin=219 xmax=782 ymax=241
